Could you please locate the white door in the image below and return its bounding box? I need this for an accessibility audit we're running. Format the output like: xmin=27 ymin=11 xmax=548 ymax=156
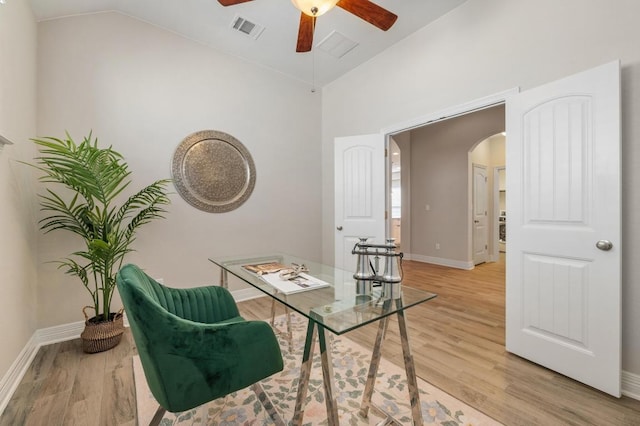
xmin=334 ymin=134 xmax=386 ymax=272
xmin=472 ymin=164 xmax=489 ymax=265
xmin=506 ymin=61 xmax=621 ymax=396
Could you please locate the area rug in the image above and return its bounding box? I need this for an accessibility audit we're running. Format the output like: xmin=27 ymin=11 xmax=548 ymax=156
xmin=134 ymin=313 xmax=501 ymax=425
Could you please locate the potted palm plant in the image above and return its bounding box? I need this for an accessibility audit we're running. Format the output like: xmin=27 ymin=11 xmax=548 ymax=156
xmin=30 ymin=133 xmax=171 ymax=353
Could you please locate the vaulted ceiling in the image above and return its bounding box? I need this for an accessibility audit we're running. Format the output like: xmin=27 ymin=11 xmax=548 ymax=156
xmin=30 ymin=0 xmax=467 ymax=87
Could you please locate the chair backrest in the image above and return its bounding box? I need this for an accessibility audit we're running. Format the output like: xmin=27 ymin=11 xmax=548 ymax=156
xmin=116 ymin=264 xmax=177 ymax=410
xmin=117 ymin=264 xmax=283 ymax=413
xmin=118 ymin=264 xmax=239 ymax=322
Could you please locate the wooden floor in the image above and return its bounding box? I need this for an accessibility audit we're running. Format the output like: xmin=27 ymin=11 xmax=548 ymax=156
xmin=2 ymin=257 xmax=640 ymax=425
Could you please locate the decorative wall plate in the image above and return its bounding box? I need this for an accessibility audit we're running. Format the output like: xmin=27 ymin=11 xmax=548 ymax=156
xmin=172 ymin=130 xmax=256 ymax=213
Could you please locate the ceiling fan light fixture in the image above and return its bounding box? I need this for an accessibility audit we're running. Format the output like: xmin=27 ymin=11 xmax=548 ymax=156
xmin=291 ymin=0 xmax=339 ymax=17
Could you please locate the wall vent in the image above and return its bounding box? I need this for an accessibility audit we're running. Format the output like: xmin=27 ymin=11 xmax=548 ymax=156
xmin=230 ymin=15 xmax=265 ymax=40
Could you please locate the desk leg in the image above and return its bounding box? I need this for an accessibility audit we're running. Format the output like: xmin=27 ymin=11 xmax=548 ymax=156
xmin=270 ymin=296 xmax=293 ymax=353
xmin=318 ymin=324 xmax=339 ymax=426
xmin=360 ymin=314 xmax=390 ymax=419
xmin=292 ymin=320 xmax=317 ymax=426
xmin=397 ymin=307 xmax=423 ymax=425
xmin=220 ymin=269 xmax=228 ymax=289
xmin=270 ymin=298 xmax=277 ymax=327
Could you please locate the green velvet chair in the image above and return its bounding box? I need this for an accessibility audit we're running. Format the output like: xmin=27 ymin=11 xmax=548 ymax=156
xmin=116 ymin=263 xmax=284 ymax=425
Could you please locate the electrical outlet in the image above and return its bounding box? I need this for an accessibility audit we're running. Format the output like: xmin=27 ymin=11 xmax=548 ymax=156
xmin=425 ymin=204 xmax=431 ymax=211
xmin=435 ymin=243 xmax=440 ymax=250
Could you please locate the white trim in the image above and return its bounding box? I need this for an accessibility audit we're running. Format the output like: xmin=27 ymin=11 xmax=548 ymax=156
xmin=622 ymin=371 xmax=640 ymax=400
xmin=408 ymin=253 xmax=474 ymax=270
xmin=0 ymin=334 xmax=39 ymax=415
xmin=0 ymin=319 xmax=89 ymax=414
xmin=34 ymin=320 xmax=85 ymax=345
xmin=380 ymin=88 xmax=519 ymax=136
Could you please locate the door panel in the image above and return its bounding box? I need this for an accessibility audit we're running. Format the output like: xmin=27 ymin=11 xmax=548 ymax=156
xmin=334 ymin=134 xmax=385 ymax=272
xmin=506 ymin=61 xmax=621 ymax=396
xmin=524 ymin=96 xmax=589 ymax=223
xmin=522 ymin=254 xmax=589 ymax=347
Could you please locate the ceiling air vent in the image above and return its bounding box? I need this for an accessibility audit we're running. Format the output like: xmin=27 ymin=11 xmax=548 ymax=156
xmin=230 ymin=15 xmax=265 ymax=40
xmin=317 ymin=31 xmax=358 ymax=58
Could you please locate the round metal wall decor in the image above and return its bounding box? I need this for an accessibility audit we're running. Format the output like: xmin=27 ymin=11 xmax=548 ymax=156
xmin=172 ymin=130 xmax=256 ymax=213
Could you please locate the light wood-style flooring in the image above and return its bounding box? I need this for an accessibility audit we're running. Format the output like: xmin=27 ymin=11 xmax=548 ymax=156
xmin=2 ymin=258 xmax=639 ymax=425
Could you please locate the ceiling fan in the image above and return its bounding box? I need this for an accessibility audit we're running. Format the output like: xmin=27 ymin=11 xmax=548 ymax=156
xmin=218 ymin=0 xmax=398 ymax=53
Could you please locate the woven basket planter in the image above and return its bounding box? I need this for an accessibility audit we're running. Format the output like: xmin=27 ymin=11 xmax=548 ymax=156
xmin=80 ymin=306 xmax=125 ymax=354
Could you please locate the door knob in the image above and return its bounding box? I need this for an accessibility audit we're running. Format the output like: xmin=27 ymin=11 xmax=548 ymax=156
xmin=336 ymin=226 xmax=343 ymax=231
xmin=596 ymin=240 xmax=613 ymax=251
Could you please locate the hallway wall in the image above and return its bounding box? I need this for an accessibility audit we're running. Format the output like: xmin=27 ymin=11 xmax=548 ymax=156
xmin=408 ymin=106 xmax=504 ymax=267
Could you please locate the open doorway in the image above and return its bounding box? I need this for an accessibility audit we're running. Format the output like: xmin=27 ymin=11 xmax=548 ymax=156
xmin=387 ymin=105 xmax=505 ymax=270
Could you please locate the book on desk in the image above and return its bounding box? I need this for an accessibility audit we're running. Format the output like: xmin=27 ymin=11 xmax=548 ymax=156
xmin=242 ymin=262 xmax=330 ymax=295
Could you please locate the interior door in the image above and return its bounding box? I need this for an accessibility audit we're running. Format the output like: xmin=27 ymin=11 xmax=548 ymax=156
xmin=472 ymin=164 xmax=488 ymax=265
xmin=506 ymin=61 xmax=621 ymax=396
xmin=334 ymin=134 xmax=386 ymax=272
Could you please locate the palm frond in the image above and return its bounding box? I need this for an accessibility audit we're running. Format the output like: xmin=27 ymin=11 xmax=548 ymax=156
xmin=28 ymin=133 xmax=171 ymax=321
xmin=32 ymin=135 xmax=131 ymax=207
xmin=115 ymin=179 xmax=171 ymax=224
xmin=38 ymin=190 xmax=96 ymax=239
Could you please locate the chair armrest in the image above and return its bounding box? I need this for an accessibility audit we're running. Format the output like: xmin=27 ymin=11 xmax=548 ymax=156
xmin=143 ymin=313 xmax=284 ymax=412
xmin=172 ymin=318 xmax=279 ymax=359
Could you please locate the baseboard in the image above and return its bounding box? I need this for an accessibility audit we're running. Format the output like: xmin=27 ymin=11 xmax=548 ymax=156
xmin=0 ymin=334 xmax=39 ymax=415
xmin=0 ymin=319 xmax=89 ymax=415
xmin=408 ymin=253 xmax=474 ymax=270
xmin=232 ymin=287 xmax=266 ymax=302
xmin=622 ymin=370 xmax=640 ymax=400
xmin=34 ymin=320 xmax=85 ymax=345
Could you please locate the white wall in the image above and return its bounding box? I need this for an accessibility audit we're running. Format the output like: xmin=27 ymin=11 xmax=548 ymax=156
xmin=36 ymin=12 xmax=322 ymax=327
xmin=0 ymin=0 xmax=39 ymax=381
xmin=321 ymin=0 xmax=640 ymax=376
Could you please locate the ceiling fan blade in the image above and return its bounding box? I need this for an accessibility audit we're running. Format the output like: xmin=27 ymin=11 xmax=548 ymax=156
xmin=296 ymin=13 xmax=316 ymax=53
xmin=218 ymin=0 xmax=253 ymax=6
xmin=337 ymin=0 xmax=397 ymax=31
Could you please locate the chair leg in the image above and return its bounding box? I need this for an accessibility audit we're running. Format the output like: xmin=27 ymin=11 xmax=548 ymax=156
xmin=149 ymin=405 xmax=166 ymax=426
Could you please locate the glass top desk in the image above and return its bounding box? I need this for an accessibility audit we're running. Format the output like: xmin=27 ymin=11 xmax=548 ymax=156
xmin=210 ymin=253 xmax=437 ymax=426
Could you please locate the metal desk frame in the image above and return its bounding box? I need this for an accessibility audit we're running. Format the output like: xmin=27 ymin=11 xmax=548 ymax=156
xmin=217 ymin=259 xmax=433 ymax=426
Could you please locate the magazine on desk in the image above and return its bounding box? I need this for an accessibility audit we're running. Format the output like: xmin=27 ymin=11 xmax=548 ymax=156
xmin=242 ymin=262 xmax=330 ymax=294
xmin=260 ymin=271 xmax=330 ymax=294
